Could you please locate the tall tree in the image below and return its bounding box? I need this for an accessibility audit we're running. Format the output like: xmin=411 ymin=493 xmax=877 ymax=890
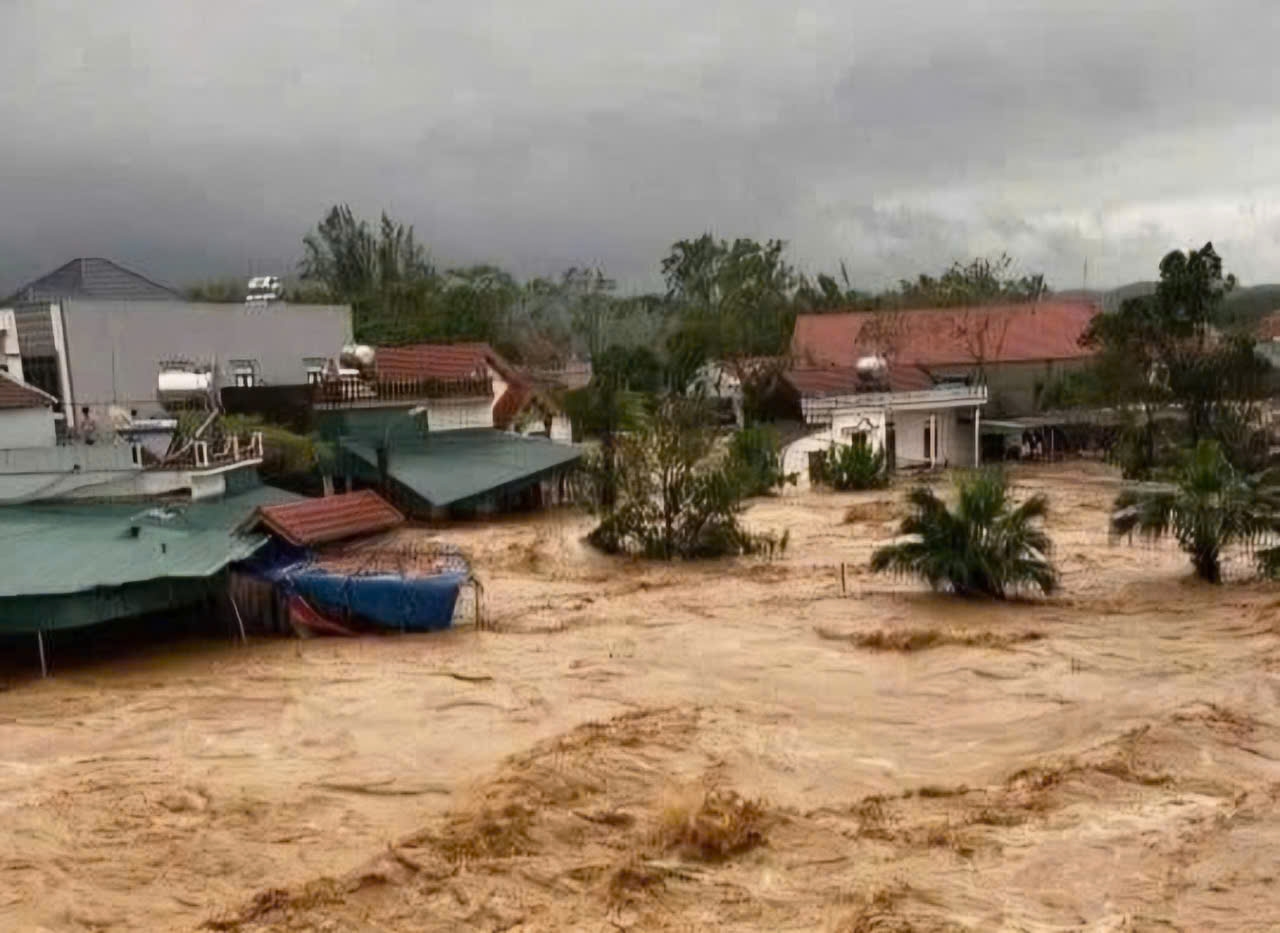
xmin=662 ymin=234 xmax=799 ymax=416
xmin=1083 ymin=243 xmax=1267 ymax=473
xmin=299 ymin=204 xmax=437 ymax=344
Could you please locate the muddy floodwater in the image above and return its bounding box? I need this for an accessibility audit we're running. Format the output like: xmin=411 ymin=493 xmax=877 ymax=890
xmin=3 ymin=463 xmax=1280 ymax=931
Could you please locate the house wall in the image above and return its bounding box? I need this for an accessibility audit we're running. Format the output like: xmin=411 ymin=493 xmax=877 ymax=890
xmin=0 ymin=443 xmax=142 ymax=502
xmin=549 ymin=414 xmax=572 ymax=444
xmin=426 ymin=397 xmax=495 ymax=431
xmin=0 ymin=407 xmax=56 ymax=448
xmin=891 ymin=408 xmax=979 ymax=469
xmin=58 ymin=300 xmax=354 ymax=419
xmin=781 ymin=408 xmax=886 ymax=491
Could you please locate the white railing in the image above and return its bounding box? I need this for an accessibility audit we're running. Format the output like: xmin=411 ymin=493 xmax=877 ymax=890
xmin=802 ymin=384 xmax=987 ymax=423
xmin=188 ymin=431 xmax=264 ymax=470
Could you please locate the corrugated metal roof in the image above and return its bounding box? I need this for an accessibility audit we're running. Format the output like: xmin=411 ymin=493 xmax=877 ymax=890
xmin=7 ymin=257 xmax=184 ymax=302
xmin=792 ymin=302 xmax=1098 ymax=369
xmin=0 ymin=370 xmax=58 ymax=410
xmin=0 ymin=484 xmax=299 ymax=599
xmin=257 ymin=490 xmax=404 ymax=547
xmin=340 ymin=428 xmax=581 ymax=507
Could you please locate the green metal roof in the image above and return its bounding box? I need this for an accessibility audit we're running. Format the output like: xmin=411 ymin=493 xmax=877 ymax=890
xmin=0 ymin=483 xmax=299 ymax=600
xmin=339 ymin=428 xmax=582 ymax=507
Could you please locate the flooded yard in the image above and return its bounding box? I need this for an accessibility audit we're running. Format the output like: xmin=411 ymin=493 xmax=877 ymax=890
xmin=3 ymin=462 xmax=1280 ymax=931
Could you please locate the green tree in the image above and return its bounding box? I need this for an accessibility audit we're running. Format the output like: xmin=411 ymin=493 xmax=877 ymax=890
xmin=870 ymin=470 xmax=1058 ymax=598
xmin=588 ymin=396 xmax=782 ymax=559
xmin=1082 ymin=243 xmax=1268 ymax=474
xmin=299 ymin=204 xmax=438 ymax=344
xmin=565 ymin=345 xmax=660 ymax=508
xmin=1111 ymin=440 xmax=1280 ymax=584
xmin=661 ymin=235 xmax=799 ymax=397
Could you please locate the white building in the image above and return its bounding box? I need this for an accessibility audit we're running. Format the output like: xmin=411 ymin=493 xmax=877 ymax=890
xmin=780 ymin=363 xmax=988 ymax=489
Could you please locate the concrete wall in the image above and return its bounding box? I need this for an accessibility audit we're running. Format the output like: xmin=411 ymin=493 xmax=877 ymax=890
xmin=60 ymin=300 xmax=353 ymax=418
xmin=0 ymin=407 xmax=56 ymax=448
xmin=426 ymin=397 xmax=495 ymax=431
xmin=0 ymin=443 xmax=142 ymax=502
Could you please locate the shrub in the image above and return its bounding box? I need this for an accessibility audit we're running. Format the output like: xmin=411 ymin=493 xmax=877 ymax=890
xmin=220 ymin=414 xmax=333 ymax=477
xmin=825 ymin=439 xmax=888 ymax=491
xmin=870 ymin=469 xmax=1058 ymax=598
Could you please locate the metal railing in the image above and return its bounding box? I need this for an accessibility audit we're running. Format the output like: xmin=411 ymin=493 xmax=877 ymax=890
xmin=313 ymin=375 xmax=493 ymax=407
xmin=163 ymin=431 xmax=264 ymax=470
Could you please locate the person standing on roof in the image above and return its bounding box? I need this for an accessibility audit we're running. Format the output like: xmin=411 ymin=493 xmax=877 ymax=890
xmin=79 ymin=406 xmax=98 ymax=445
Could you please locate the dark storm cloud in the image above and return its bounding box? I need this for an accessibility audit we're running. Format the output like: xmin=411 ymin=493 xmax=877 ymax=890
xmin=2 ymin=0 xmax=1278 ymax=295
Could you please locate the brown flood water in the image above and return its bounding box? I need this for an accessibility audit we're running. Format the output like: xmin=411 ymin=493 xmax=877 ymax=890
xmin=3 ymin=462 xmax=1280 ymax=931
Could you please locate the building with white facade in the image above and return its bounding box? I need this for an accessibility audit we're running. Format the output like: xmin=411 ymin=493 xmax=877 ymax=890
xmin=780 ymin=363 xmax=988 ymax=489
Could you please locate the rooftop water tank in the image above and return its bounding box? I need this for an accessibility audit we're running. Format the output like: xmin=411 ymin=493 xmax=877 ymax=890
xmin=855 ymin=355 xmax=888 ymax=381
xmin=157 ymin=369 xmax=212 ymax=398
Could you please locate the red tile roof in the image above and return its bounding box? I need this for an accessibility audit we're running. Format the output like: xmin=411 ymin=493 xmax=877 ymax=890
xmin=374 ymin=342 xmax=517 ymax=383
xmin=791 ymin=302 xmax=1098 ymax=369
xmin=785 ymin=364 xmax=936 ymax=398
xmin=0 ymin=371 xmax=58 ymax=410
xmin=257 ymin=491 xmax=405 ymax=548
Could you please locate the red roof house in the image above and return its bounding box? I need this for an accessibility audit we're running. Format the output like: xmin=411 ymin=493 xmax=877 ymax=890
xmin=789 ymin=302 xmax=1098 ymax=416
xmin=791 ymin=302 xmax=1098 ymax=369
xmin=372 ymin=342 xmax=569 ymax=436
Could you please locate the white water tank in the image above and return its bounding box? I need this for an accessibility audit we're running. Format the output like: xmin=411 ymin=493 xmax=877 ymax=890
xmin=340 ymin=344 xmax=376 ymax=373
xmin=158 ymin=370 xmax=212 ymax=398
xmin=855 ymin=355 xmax=888 ymax=381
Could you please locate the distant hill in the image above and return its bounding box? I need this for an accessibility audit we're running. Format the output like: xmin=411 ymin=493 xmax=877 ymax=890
xmin=1055 ymin=281 xmax=1280 ymax=328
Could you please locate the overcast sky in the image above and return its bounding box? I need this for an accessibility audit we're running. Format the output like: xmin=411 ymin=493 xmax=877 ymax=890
xmin=2 ymin=0 xmax=1278 ymax=296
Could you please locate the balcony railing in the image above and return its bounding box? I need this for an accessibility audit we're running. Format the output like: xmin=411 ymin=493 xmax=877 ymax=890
xmin=160 ymin=431 xmax=264 ymax=470
xmin=313 ymin=375 xmax=493 ymax=407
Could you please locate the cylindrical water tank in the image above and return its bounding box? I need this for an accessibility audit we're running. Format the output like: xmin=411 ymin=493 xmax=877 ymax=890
xmin=855 ymin=355 xmax=888 ymax=379
xmin=157 ymin=370 xmax=212 ymax=396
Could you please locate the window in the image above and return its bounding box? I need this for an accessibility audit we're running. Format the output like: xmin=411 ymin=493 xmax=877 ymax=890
xmin=230 ymin=360 xmax=258 ymax=388
xmin=923 ymin=423 xmax=932 ymax=464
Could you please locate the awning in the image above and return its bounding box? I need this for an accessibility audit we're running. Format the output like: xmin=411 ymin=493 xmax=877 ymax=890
xmin=980 ymin=420 xmax=1026 ymax=435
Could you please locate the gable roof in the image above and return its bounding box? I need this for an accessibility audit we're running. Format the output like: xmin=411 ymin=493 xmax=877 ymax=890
xmin=7 ymin=257 xmax=184 ymax=303
xmin=375 ymin=342 xmax=518 ymax=383
xmin=256 ymin=490 xmax=405 ymax=547
xmin=791 ymin=302 xmax=1098 ymax=370
xmin=0 ymin=370 xmax=58 ymax=410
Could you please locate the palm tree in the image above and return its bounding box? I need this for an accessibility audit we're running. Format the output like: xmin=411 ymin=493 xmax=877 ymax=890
xmin=1111 ymin=439 xmax=1280 ymax=583
xmin=870 ymin=470 xmax=1058 ymax=598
